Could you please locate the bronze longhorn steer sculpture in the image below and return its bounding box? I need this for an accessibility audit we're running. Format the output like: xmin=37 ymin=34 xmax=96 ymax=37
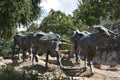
xmin=70 ymin=30 xmax=91 ymax=63
xmin=31 ymin=32 xmax=66 ymax=68
xmin=72 ymin=25 xmax=116 ymax=75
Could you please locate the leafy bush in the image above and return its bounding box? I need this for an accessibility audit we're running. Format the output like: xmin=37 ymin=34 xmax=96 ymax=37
xmin=61 ymin=35 xmax=72 ymax=50
xmin=0 ymin=66 xmax=39 ymax=80
xmin=0 ymin=66 xmax=64 ymax=80
xmin=0 ymin=66 xmax=22 ymax=80
xmin=0 ymin=39 xmax=12 ymax=56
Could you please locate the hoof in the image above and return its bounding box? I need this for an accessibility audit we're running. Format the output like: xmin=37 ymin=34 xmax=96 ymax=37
xmin=32 ymin=63 xmax=34 ymax=65
xmin=35 ymin=59 xmax=38 ymax=62
xmin=87 ymin=73 xmax=94 ymax=77
xmin=45 ymin=66 xmax=49 ymax=69
xmin=90 ymin=71 xmax=94 ymax=76
xmin=75 ymin=60 xmax=80 ymax=64
xmin=83 ymin=67 xmax=87 ymax=70
xmin=81 ymin=67 xmax=87 ymax=72
xmin=45 ymin=65 xmax=49 ymax=69
xmin=35 ymin=57 xmax=38 ymax=62
xmin=91 ymin=73 xmax=94 ymax=76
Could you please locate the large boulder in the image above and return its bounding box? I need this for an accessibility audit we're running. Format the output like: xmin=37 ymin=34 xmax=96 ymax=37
xmin=93 ymin=50 xmax=120 ymax=66
xmin=88 ymin=22 xmax=120 ymax=66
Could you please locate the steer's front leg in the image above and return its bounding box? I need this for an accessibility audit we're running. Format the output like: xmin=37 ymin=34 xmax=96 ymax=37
xmin=45 ymin=52 xmax=49 ymax=68
xmin=32 ymin=49 xmax=37 ymax=65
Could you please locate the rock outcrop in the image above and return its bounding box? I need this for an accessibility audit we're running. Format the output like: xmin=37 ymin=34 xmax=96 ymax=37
xmin=88 ymin=22 xmax=120 ymax=66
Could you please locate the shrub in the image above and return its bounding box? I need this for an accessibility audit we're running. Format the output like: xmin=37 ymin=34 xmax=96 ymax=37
xmin=0 ymin=39 xmax=12 ymax=56
xmin=0 ymin=66 xmax=39 ymax=80
xmin=0 ymin=66 xmax=22 ymax=80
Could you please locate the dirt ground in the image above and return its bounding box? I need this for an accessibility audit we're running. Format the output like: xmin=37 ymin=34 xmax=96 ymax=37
xmin=0 ymin=54 xmax=120 ymax=80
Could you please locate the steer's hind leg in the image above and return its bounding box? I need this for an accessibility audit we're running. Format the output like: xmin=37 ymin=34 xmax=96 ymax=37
xmin=74 ymin=45 xmax=80 ymax=63
xmin=88 ymin=60 xmax=94 ymax=75
xmin=75 ymin=51 xmax=80 ymax=64
xmin=89 ymin=61 xmax=94 ymax=75
xmin=56 ymin=51 xmax=64 ymax=69
xmin=80 ymin=54 xmax=87 ymax=72
xmin=83 ymin=54 xmax=87 ymax=69
xmin=87 ymin=56 xmax=94 ymax=75
xmin=32 ymin=50 xmax=37 ymax=65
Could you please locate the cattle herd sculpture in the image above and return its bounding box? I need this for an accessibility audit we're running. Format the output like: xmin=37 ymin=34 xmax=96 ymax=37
xmin=12 ymin=25 xmax=117 ymax=75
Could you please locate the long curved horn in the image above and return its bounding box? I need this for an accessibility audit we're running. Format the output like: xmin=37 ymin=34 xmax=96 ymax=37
xmin=93 ymin=25 xmax=102 ymax=31
xmin=108 ymin=30 xmax=119 ymax=35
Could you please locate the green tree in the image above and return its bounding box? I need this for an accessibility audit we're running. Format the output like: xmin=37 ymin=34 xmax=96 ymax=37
xmin=26 ymin=23 xmax=39 ymax=32
xmin=107 ymin=0 xmax=120 ymax=20
xmin=0 ymin=38 xmax=13 ymax=56
xmin=73 ymin=0 xmax=120 ymax=26
xmin=0 ymin=0 xmax=42 ymax=39
xmin=38 ymin=9 xmax=75 ymax=37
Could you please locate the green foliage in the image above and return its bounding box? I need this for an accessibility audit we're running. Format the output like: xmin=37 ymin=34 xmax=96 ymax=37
xmin=38 ymin=9 xmax=75 ymax=37
xmin=104 ymin=0 xmax=120 ymax=20
xmin=26 ymin=23 xmax=39 ymax=32
xmin=0 ymin=39 xmax=12 ymax=56
xmin=0 ymin=66 xmax=23 ymax=80
xmin=61 ymin=35 xmax=72 ymax=50
xmin=38 ymin=9 xmax=87 ymax=50
xmin=0 ymin=66 xmax=40 ymax=80
xmin=61 ymin=43 xmax=72 ymax=50
xmin=0 ymin=66 xmax=66 ymax=80
xmin=0 ymin=27 xmax=16 ymax=40
xmin=0 ymin=0 xmax=42 ymax=39
xmin=73 ymin=0 xmax=120 ymax=26
xmin=0 ymin=0 xmax=30 ymax=39
xmin=30 ymin=0 xmax=42 ymax=23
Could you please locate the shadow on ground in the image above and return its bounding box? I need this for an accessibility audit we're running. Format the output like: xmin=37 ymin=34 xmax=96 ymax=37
xmin=21 ymin=64 xmax=54 ymax=74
